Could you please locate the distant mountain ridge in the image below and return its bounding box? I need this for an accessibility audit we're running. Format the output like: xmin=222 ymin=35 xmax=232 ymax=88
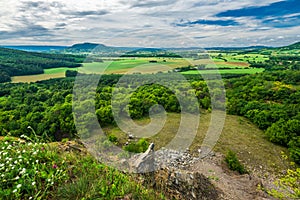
xmin=2 ymin=45 xmax=67 ymax=52
xmin=2 ymin=41 xmax=299 ymax=53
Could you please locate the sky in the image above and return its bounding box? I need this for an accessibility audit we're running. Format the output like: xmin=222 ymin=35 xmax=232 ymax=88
xmin=0 ymin=0 xmax=300 ymax=47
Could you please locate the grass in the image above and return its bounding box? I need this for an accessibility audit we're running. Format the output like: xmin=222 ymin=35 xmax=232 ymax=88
xmin=80 ymin=58 xmax=192 ymax=74
xmin=11 ymin=58 xmax=192 ymax=83
xmin=181 ymin=68 xmax=265 ymax=75
xmin=0 ymin=136 xmax=164 ymax=200
xmin=210 ymin=53 xmax=269 ymax=63
xmin=11 ymin=56 xmax=263 ymax=83
xmin=104 ymin=112 xmax=289 ymax=175
xmin=44 ymin=68 xmax=79 ymax=74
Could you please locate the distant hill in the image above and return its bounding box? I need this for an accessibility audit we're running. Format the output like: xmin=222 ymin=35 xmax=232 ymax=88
xmin=67 ymin=43 xmax=101 ymax=51
xmin=277 ymin=41 xmax=300 ymax=50
xmin=65 ymin=43 xmax=118 ymax=53
xmin=3 ymin=46 xmax=67 ymax=52
xmin=0 ymin=47 xmax=84 ymax=83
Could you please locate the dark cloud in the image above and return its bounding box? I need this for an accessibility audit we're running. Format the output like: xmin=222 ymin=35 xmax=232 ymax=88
xmin=130 ymin=0 xmax=177 ymax=8
xmin=56 ymin=22 xmax=67 ymax=27
xmin=175 ymin=19 xmax=239 ymax=27
xmin=215 ymin=0 xmax=300 ymax=28
xmin=54 ymin=22 xmax=67 ymax=30
xmin=0 ymin=24 xmax=52 ymax=40
xmin=19 ymin=1 xmax=64 ymax=12
xmin=194 ymin=36 xmax=208 ymax=39
xmin=262 ymin=16 xmax=300 ymax=28
xmin=61 ymin=10 xmax=109 ymax=16
xmin=216 ymin=0 xmax=300 ymax=19
xmin=193 ymin=1 xmax=221 ymax=7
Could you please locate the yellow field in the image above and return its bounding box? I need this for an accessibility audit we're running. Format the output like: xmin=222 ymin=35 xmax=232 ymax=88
xmin=11 ymin=72 xmax=65 ymax=83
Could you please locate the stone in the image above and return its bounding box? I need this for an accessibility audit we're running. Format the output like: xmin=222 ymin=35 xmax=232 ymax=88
xmin=128 ymin=134 xmax=134 ymax=139
xmin=131 ymin=143 xmax=155 ymax=173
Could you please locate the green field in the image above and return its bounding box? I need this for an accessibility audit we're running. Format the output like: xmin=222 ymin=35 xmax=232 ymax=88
xmin=181 ymin=68 xmax=264 ymax=75
xmin=12 ymin=57 xmax=264 ymax=83
xmin=44 ymin=67 xmax=80 ymax=74
xmin=210 ymin=53 xmax=269 ymax=63
xmin=80 ymin=58 xmax=192 ymax=74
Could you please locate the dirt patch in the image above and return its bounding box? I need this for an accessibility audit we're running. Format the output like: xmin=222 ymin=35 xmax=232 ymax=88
xmin=190 ymin=153 xmax=276 ymax=200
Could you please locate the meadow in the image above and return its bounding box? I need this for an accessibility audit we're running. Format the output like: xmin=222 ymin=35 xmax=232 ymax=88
xmin=210 ymin=52 xmax=269 ymax=62
xmin=181 ymin=68 xmax=264 ymax=75
xmin=11 ymin=57 xmax=263 ymax=83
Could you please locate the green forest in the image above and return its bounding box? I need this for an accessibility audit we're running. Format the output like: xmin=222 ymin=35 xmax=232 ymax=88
xmin=0 ymin=47 xmax=84 ymax=83
xmin=0 ymin=70 xmax=299 ymax=164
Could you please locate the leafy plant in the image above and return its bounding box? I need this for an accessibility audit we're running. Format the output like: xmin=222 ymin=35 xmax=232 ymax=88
xmin=123 ymin=138 xmax=149 ymax=153
xmin=224 ymin=150 xmax=247 ymax=174
xmin=266 ymin=152 xmax=300 ymax=199
xmin=108 ymin=134 xmax=118 ymax=144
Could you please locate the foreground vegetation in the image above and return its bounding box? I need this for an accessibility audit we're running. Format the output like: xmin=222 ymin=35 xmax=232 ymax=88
xmin=0 ymin=136 xmax=163 ymax=200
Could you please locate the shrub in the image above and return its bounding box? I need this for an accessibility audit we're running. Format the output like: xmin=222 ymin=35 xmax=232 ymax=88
xmin=108 ymin=134 xmax=118 ymax=144
xmin=224 ymin=150 xmax=247 ymax=174
xmin=123 ymin=138 xmax=149 ymax=153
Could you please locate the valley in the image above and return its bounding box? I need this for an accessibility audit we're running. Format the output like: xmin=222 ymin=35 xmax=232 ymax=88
xmin=0 ymin=41 xmax=299 ymax=199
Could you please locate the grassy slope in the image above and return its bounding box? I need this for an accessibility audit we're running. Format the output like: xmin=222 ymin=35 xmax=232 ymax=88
xmin=104 ymin=112 xmax=289 ymax=175
xmin=0 ymin=137 xmax=164 ymax=200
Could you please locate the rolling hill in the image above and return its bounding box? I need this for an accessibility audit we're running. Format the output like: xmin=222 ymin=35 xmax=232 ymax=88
xmin=0 ymin=47 xmax=84 ymax=83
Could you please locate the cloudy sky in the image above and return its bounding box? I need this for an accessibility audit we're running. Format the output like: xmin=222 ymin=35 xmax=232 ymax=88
xmin=0 ymin=0 xmax=299 ymax=47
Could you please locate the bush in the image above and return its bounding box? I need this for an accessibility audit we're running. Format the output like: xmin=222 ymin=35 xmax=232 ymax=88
xmin=108 ymin=134 xmax=118 ymax=144
xmin=224 ymin=150 xmax=247 ymax=174
xmin=123 ymin=138 xmax=149 ymax=153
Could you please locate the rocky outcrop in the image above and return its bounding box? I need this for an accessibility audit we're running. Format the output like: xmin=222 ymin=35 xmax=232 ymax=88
xmin=130 ymin=144 xmax=220 ymax=199
xmin=147 ymin=168 xmax=220 ymax=200
xmin=131 ymin=143 xmax=155 ymax=173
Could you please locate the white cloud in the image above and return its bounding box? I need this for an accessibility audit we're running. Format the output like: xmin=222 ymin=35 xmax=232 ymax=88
xmin=0 ymin=0 xmax=298 ymax=47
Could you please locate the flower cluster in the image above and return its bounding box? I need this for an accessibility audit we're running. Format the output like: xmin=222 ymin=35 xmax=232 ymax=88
xmin=0 ymin=136 xmax=69 ymax=199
